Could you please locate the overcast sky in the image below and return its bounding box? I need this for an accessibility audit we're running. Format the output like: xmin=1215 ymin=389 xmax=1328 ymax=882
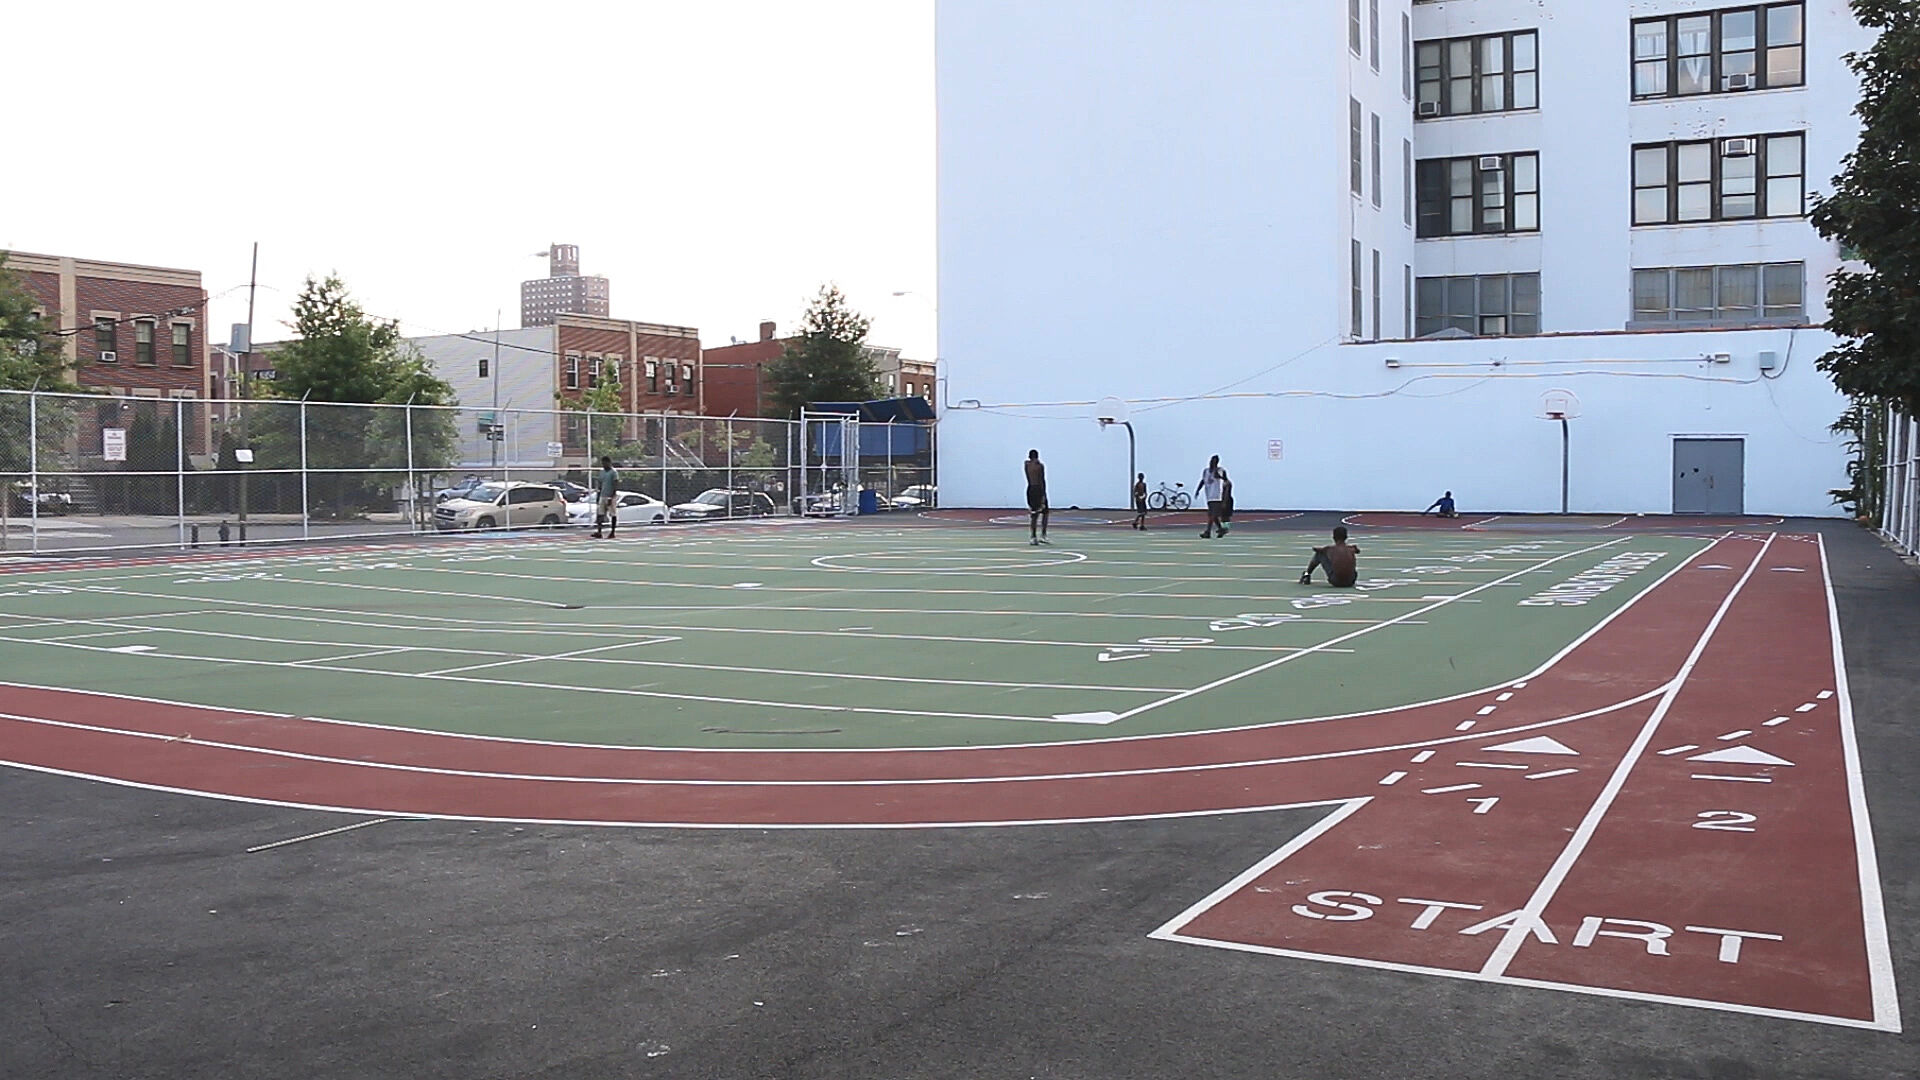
xmin=5 ymin=0 xmax=934 ymax=359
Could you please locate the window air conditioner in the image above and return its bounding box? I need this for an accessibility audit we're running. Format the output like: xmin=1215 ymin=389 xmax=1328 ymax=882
xmin=99 ymin=351 xmax=116 ymax=362
xmin=1416 ymin=101 xmax=1440 ymax=118
xmin=1724 ymin=73 xmax=1755 ymax=91
xmin=1478 ymin=155 xmax=1504 ymax=171
xmin=1723 ymin=137 xmax=1756 ymax=157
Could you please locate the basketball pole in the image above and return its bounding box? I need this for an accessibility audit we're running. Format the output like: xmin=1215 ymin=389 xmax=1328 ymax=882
xmin=1098 ymin=417 xmax=1134 ymax=510
xmin=1552 ymin=411 xmax=1569 ymax=513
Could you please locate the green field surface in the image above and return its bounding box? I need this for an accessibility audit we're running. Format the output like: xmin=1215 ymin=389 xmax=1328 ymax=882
xmin=0 ymin=524 xmax=1712 ymax=748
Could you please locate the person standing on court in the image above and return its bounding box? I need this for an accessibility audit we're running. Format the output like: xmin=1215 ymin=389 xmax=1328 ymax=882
xmin=591 ymin=456 xmax=620 ymax=539
xmin=1301 ymin=525 xmax=1362 ymax=587
xmin=1132 ymin=473 xmax=1148 ymax=530
xmin=1197 ymin=455 xmax=1230 ymax=538
xmin=1024 ymin=449 xmax=1051 ymax=545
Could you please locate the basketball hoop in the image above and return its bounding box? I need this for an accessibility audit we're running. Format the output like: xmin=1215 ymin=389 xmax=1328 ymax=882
xmin=1538 ymin=389 xmax=1581 ymax=421
xmin=1094 ymin=396 xmax=1129 ymax=426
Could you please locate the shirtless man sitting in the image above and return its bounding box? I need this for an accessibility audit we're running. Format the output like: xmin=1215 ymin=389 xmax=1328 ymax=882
xmin=1301 ymin=525 xmax=1361 ymax=587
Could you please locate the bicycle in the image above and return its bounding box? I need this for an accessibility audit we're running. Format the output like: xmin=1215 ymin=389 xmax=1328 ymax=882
xmin=1146 ymin=481 xmax=1191 ymax=511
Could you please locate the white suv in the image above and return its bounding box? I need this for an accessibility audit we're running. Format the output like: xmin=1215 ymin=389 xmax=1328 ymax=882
xmin=433 ymin=481 xmax=568 ymax=531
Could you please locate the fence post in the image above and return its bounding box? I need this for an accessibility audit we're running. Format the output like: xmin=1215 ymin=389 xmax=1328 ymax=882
xmin=28 ymin=391 xmax=39 ymax=554
xmin=405 ymin=402 xmax=418 ymax=535
xmin=726 ymin=417 xmax=734 ymax=495
xmin=299 ymin=399 xmax=310 ymax=541
xmin=176 ymin=397 xmax=187 ymax=548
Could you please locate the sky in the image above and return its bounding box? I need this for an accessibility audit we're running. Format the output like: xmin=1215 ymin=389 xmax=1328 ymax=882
xmin=5 ymin=0 xmax=935 ymax=359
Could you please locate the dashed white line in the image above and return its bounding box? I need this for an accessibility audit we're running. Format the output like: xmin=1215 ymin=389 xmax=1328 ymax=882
xmin=1762 ymin=717 xmax=1790 ymax=727
xmin=1691 ymin=774 xmax=1773 ymax=784
xmin=1816 ymin=690 xmax=1833 ymax=700
xmin=1795 ymin=703 xmax=1818 ymax=713
xmin=1717 ymin=729 xmax=1753 ymax=741
xmin=1476 ymin=705 xmax=1498 ymax=716
xmin=1379 ymin=771 xmax=1409 ymax=786
xmin=1455 ymin=721 xmax=1477 ymax=731
xmin=1495 ymin=692 xmax=1514 ymax=702
xmin=1409 ymin=750 xmax=1436 ymax=764
xmin=1525 ymin=768 xmax=1579 ymax=780
xmin=1456 ymin=762 xmax=1529 ymax=770
xmin=1423 ymin=783 xmax=1481 ymax=795
xmin=1657 ymin=744 xmax=1700 ymax=755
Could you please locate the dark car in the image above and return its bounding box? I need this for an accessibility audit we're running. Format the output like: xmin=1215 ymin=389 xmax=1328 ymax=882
xmin=7 ymin=485 xmax=71 ymax=516
xmin=670 ymin=489 xmax=777 ymax=522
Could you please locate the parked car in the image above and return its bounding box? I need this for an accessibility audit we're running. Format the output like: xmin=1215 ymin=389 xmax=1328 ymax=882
xmin=670 ymin=489 xmax=777 ymax=522
xmin=566 ymin=490 xmax=669 ymax=528
xmin=552 ymin=479 xmax=593 ymax=504
xmin=433 ymin=475 xmax=488 ymax=503
xmin=797 ymin=490 xmax=846 ymax=517
xmin=890 ymin=484 xmax=937 ymax=510
xmin=433 ymin=481 xmax=568 ymax=531
xmin=7 ymin=485 xmax=72 ymax=516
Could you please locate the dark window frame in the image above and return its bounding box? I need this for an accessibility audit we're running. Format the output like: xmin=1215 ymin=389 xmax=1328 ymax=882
xmin=1369 ymin=0 xmax=1381 ymax=70
xmin=94 ymin=317 xmax=116 ymax=358
xmin=1629 ymin=261 xmax=1806 ymax=326
xmin=1630 ymin=2 xmax=1804 ymax=100
xmin=1370 ymin=112 xmax=1383 ymax=208
xmin=134 ymin=320 xmax=156 ymax=366
xmin=1631 ymin=132 xmax=1804 ymax=225
xmin=564 ymin=354 xmax=579 ymax=390
xmin=1349 ymin=0 xmax=1362 ymax=55
xmin=1415 ymin=273 xmax=1543 ymax=338
xmin=170 ymin=323 xmax=192 ymax=367
xmin=1351 ymin=241 xmax=1364 ymax=339
xmin=1349 ymin=98 xmax=1364 ymax=196
xmin=1415 ymin=152 xmax=1541 ymax=238
xmin=1415 ymin=29 xmax=1539 ymax=119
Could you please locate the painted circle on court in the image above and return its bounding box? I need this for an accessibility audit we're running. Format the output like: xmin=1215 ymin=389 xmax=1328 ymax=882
xmin=812 ymin=547 xmax=1089 ymax=573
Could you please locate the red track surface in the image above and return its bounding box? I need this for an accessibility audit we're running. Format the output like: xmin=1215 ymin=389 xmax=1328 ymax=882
xmin=0 ymin=533 xmax=1894 ymax=1027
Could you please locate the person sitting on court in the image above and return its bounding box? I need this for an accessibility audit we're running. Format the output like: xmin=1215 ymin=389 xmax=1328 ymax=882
xmin=1422 ymin=490 xmax=1457 ymax=518
xmin=1301 ymin=526 xmax=1361 ymax=587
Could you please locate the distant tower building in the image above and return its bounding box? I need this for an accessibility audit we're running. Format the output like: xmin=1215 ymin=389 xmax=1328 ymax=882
xmin=520 ymin=243 xmax=610 ymax=327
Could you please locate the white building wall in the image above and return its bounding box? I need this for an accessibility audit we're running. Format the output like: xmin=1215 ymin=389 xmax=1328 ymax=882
xmin=409 ymin=328 xmax=559 ymax=469
xmin=936 ymin=0 xmax=1864 ymax=518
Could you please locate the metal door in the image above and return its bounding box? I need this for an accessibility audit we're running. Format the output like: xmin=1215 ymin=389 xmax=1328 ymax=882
xmin=1673 ymin=438 xmax=1745 ymax=514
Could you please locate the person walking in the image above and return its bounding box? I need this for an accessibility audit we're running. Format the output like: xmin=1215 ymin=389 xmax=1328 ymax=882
xmin=1024 ymin=449 xmax=1051 ymax=545
xmin=1197 ymin=455 xmax=1230 ymax=538
xmin=591 ymin=456 xmax=620 ymax=539
xmin=1132 ymin=473 xmax=1148 ymax=530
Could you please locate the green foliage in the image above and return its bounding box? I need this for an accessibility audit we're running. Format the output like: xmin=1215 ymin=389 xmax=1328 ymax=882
xmin=1809 ymin=2 xmax=1920 ymax=413
xmin=1828 ymin=400 xmax=1888 ymax=520
xmin=558 ymin=375 xmax=628 ymax=464
xmin=0 ymin=254 xmax=76 ymax=393
xmin=763 ymin=285 xmax=882 ymax=419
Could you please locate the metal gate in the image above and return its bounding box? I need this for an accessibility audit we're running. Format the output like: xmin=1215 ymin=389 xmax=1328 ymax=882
xmin=798 ymin=408 xmax=858 ymax=516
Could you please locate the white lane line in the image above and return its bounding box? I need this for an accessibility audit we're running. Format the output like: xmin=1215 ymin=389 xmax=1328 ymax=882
xmin=1409 ymin=750 xmax=1436 ymax=763
xmin=1816 ymin=689 xmax=1833 ymax=700
xmin=421 ymin=639 xmax=672 ymax=676
xmin=1691 ymin=774 xmax=1773 ymax=784
xmin=1116 ymin=539 xmax=1632 ymax=723
xmin=1495 ymin=692 xmax=1514 ymax=702
xmin=1480 ymin=533 xmax=1774 ymax=979
xmin=1819 ymin=535 xmax=1904 ymax=1030
xmin=1795 ymin=703 xmax=1818 ymax=712
xmin=1762 ymin=716 xmax=1790 ymax=727
xmin=1455 ymin=721 xmax=1477 ymax=731
xmin=1512 ymin=681 xmax=1529 ymax=689
xmin=1525 ymin=768 xmax=1579 ymax=780
xmin=289 ymin=647 xmax=412 ymax=666
xmin=245 ymin=818 xmax=392 ymax=853
xmin=1656 ymin=744 xmax=1699 ymax=755
xmin=1378 ymin=771 xmax=1408 ymax=786
xmin=1476 ymin=705 xmax=1498 ymax=716
xmin=1422 ymin=783 xmax=1481 ymax=794
xmin=1718 ymin=729 xmax=1753 ymax=740
xmin=1455 ymin=762 xmax=1528 ymax=770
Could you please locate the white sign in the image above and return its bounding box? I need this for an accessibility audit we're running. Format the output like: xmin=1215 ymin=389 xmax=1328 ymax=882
xmin=102 ymin=428 xmax=127 ymax=461
xmin=1267 ymin=439 xmax=1284 ymax=461
xmin=234 ymin=448 xmax=255 ymax=464
xmin=546 ymin=442 xmax=564 ymax=458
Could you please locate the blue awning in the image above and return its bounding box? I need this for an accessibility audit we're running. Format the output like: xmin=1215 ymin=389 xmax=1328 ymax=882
xmin=809 ymin=398 xmax=937 ymax=423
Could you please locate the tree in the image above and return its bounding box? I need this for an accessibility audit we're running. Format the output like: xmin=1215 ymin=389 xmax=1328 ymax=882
xmin=0 ymin=255 xmax=86 ymax=489
xmin=763 ymin=284 xmax=882 ymax=418
xmin=1809 ymin=2 xmax=1920 ymax=412
xmin=265 ymin=275 xmax=460 ymax=515
xmin=557 ymin=376 xmax=629 ymax=466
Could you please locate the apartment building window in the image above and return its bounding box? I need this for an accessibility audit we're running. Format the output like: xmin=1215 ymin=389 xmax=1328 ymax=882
xmin=1404 ymin=264 xmax=1414 ymax=338
xmin=1369 ymin=0 xmax=1380 ymax=70
xmin=1632 ymin=3 xmax=1803 ymax=98
xmin=1402 ymin=140 xmax=1413 ymax=226
xmin=1402 ymin=14 xmax=1413 ymax=100
xmin=1349 ymin=0 xmax=1362 ymax=55
xmin=1416 ymin=273 xmax=1541 ymax=337
xmin=1632 ymin=134 xmax=1803 ymax=224
xmin=94 ymin=317 xmax=116 ymax=358
xmin=1371 ymin=250 xmax=1382 ymax=340
xmin=1350 ymin=99 xmax=1363 ymax=195
xmin=1351 ymin=241 xmax=1364 ymax=338
xmin=171 ymin=324 xmax=191 ymax=366
xmin=681 ymin=363 xmax=695 ymax=395
xmin=478 ymin=356 xmax=489 ymax=379
xmin=1416 ymin=152 xmax=1540 ymax=237
xmin=1416 ymin=30 xmax=1538 ymax=118
xmin=605 ymin=355 xmax=622 ymax=384
xmin=646 ymin=358 xmax=659 ymax=393
xmin=1369 ymin=114 xmax=1382 ymax=207
xmin=134 ymin=320 xmax=156 ymax=365
xmin=1631 ymin=262 xmax=1804 ymax=325
xmin=564 ymin=354 xmax=579 ymax=390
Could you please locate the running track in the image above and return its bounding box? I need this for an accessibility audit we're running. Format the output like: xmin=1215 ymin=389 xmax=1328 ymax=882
xmin=0 ymin=533 xmax=1896 ymax=1029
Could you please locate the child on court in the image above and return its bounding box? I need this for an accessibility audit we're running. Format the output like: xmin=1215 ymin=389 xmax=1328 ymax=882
xmin=1132 ymin=473 xmax=1148 ymax=530
xmin=1301 ymin=525 xmax=1361 ymax=587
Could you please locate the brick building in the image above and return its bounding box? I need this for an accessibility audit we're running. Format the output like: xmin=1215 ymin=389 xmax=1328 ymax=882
xmin=703 ymin=320 xmax=933 ymax=418
xmin=520 ymin=244 xmax=610 ymax=327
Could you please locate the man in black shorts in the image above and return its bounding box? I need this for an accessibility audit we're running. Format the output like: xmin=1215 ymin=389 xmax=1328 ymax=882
xmin=1301 ymin=525 xmax=1361 ymax=587
xmin=1024 ymin=449 xmax=1050 ymax=545
xmin=1132 ymin=473 xmax=1148 ymax=530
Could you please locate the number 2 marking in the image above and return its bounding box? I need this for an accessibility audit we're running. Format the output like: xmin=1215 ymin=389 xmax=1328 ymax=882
xmin=1692 ymin=810 xmax=1757 ymax=832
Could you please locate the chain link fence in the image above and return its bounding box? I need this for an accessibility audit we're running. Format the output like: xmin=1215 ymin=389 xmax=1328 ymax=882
xmin=1882 ymin=406 xmax=1919 ymax=558
xmin=0 ymin=390 xmax=935 ymax=554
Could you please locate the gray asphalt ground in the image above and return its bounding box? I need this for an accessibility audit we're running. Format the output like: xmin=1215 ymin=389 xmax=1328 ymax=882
xmin=2 ymin=518 xmax=1915 ymax=1079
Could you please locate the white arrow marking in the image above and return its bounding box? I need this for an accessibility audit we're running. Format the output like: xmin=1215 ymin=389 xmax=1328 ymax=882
xmin=1481 ymin=735 xmax=1579 ymax=756
xmin=1687 ymin=745 xmax=1795 ymax=766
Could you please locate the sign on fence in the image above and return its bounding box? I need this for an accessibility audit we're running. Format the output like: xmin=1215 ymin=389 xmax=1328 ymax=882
xmin=102 ymin=428 xmax=127 ymax=462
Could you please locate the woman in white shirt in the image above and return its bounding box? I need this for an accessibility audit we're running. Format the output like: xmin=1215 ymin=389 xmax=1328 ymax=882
xmin=1197 ymin=455 xmax=1230 ymax=538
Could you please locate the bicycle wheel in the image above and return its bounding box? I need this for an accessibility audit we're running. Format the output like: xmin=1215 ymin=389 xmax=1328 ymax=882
xmin=1172 ymin=492 xmax=1191 ymax=510
xmin=1147 ymin=492 xmax=1167 ymax=510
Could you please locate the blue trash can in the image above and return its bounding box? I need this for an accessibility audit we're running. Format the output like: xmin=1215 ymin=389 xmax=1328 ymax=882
xmin=858 ymin=488 xmax=879 ymax=515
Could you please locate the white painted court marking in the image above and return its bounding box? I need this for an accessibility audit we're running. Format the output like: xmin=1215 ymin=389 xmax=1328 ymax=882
xmin=245 ymin=818 xmax=393 ymax=853
xmin=1479 ymin=535 xmax=1774 ymax=980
